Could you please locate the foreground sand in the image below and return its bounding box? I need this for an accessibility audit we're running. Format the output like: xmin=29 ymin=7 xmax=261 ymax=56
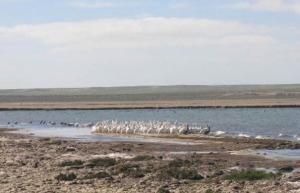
xmin=1 ymin=129 xmax=300 ymax=193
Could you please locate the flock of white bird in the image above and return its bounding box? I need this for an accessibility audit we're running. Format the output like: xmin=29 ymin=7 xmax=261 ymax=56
xmin=92 ymin=120 xmax=210 ymax=136
xmin=9 ymin=120 xmax=299 ymax=140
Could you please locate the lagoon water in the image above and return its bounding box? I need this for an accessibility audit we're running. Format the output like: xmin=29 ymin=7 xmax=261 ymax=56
xmin=1 ymin=108 xmax=300 ymax=141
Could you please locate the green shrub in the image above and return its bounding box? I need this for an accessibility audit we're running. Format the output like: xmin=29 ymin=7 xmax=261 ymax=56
xmin=157 ymin=187 xmax=171 ymax=193
xmin=227 ymin=170 xmax=277 ymax=181
xmin=168 ymin=159 xmax=184 ymax=168
xmin=168 ymin=159 xmax=191 ymax=168
xmin=132 ymin=155 xmax=155 ymax=161
xmin=158 ymin=167 xmax=203 ymax=180
xmin=55 ymin=173 xmax=77 ymax=181
xmin=59 ymin=160 xmax=84 ymax=167
xmin=83 ymin=172 xmax=111 ymax=180
xmin=87 ymin=158 xmax=116 ymax=168
xmin=118 ymin=164 xmax=145 ymax=178
xmin=205 ymin=189 xmax=214 ymax=193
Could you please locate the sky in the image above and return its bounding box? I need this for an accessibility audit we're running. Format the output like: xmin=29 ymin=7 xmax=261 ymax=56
xmin=0 ymin=0 xmax=300 ymax=89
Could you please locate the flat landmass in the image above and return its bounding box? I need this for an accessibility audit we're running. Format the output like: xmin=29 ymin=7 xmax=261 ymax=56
xmin=1 ymin=84 xmax=300 ymax=110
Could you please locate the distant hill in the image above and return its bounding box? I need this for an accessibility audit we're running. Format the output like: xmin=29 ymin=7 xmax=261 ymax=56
xmin=1 ymin=84 xmax=300 ymax=103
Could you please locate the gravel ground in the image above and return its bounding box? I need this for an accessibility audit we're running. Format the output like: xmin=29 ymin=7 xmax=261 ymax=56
xmin=1 ymin=129 xmax=300 ymax=193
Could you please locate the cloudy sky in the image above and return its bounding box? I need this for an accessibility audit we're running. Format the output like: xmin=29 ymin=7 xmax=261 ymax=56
xmin=0 ymin=0 xmax=299 ymax=89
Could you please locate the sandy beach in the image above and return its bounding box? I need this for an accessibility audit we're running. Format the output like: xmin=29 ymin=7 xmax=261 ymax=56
xmin=1 ymin=128 xmax=300 ymax=193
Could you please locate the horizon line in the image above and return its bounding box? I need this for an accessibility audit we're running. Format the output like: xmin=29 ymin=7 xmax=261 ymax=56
xmin=1 ymin=83 xmax=300 ymax=91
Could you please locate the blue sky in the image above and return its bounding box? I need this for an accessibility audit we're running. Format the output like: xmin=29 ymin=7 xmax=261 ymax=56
xmin=1 ymin=0 xmax=299 ymax=26
xmin=0 ymin=0 xmax=300 ymax=89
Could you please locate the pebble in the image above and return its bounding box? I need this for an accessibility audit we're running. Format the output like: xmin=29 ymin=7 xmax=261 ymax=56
xmin=288 ymin=174 xmax=300 ymax=182
xmin=5 ymin=160 xmax=15 ymax=166
xmin=0 ymin=171 xmax=7 ymax=177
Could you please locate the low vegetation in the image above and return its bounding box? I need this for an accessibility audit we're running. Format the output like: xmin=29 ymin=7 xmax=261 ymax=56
xmin=55 ymin=173 xmax=77 ymax=181
xmin=86 ymin=158 xmax=117 ymax=168
xmin=158 ymin=167 xmax=203 ymax=180
xmin=83 ymin=172 xmax=111 ymax=180
xmin=167 ymin=157 xmax=203 ymax=168
xmin=168 ymin=159 xmax=183 ymax=168
xmin=157 ymin=187 xmax=171 ymax=193
xmin=156 ymin=158 xmax=203 ymax=181
xmin=59 ymin=160 xmax=84 ymax=167
xmin=132 ymin=155 xmax=155 ymax=161
xmin=116 ymin=164 xmax=146 ymax=178
xmin=227 ymin=170 xmax=278 ymax=181
xmin=205 ymin=189 xmax=215 ymax=193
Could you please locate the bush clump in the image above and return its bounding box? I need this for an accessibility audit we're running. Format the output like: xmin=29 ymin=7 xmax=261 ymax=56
xmin=158 ymin=167 xmax=203 ymax=180
xmin=205 ymin=189 xmax=215 ymax=193
xmin=55 ymin=173 xmax=77 ymax=181
xmin=87 ymin=158 xmax=117 ymax=168
xmin=168 ymin=159 xmax=191 ymax=168
xmin=117 ymin=164 xmax=145 ymax=178
xmin=227 ymin=170 xmax=277 ymax=181
xmin=132 ymin=155 xmax=155 ymax=161
xmin=59 ymin=160 xmax=84 ymax=167
xmin=83 ymin=172 xmax=111 ymax=180
xmin=157 ymin=187 xmax=171 ymax=193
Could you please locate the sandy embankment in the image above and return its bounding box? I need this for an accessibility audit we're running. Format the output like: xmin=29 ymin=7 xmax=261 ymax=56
xmin=1 ymin=128 xmax=300 ymax=193
xmin=1 ymin=99 xmax=300 ymax=110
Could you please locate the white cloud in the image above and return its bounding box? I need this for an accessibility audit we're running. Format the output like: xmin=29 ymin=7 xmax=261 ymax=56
xmin=0 ymin=18 xmax=274 ymax=49
xmin=233 ymin=0 xmax=300 ymax=14
xmin=69 ymin=1 xmax=116 ymax=8
xmin=0 ymin=17 xmax=299 ymax=88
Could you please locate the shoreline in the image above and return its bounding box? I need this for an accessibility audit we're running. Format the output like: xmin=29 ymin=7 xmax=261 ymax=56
xmin=6 ymin=125 xmax=300 ymax=145
xmin=1 ymin=99 xmax=300 ymax=110
xmin=9 ymin=126 xmax=300 ymax=149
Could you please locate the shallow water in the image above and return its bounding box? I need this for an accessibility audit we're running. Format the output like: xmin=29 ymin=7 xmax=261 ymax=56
xmin=13 ymin=126 xmax=146 ymax=142
xmin=11 ymin=125 xmax=202 ymax=145
xmin=1 ymin=108 xmax=300 ymax=141
xmin=231 ymin=149 xmax=300 ymax=161
xmin=254 ymin=149 xmax=300 ymax=161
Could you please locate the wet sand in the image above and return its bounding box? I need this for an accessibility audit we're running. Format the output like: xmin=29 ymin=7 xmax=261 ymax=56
xmin=1 ymin=128 xmax=300 ymax=193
